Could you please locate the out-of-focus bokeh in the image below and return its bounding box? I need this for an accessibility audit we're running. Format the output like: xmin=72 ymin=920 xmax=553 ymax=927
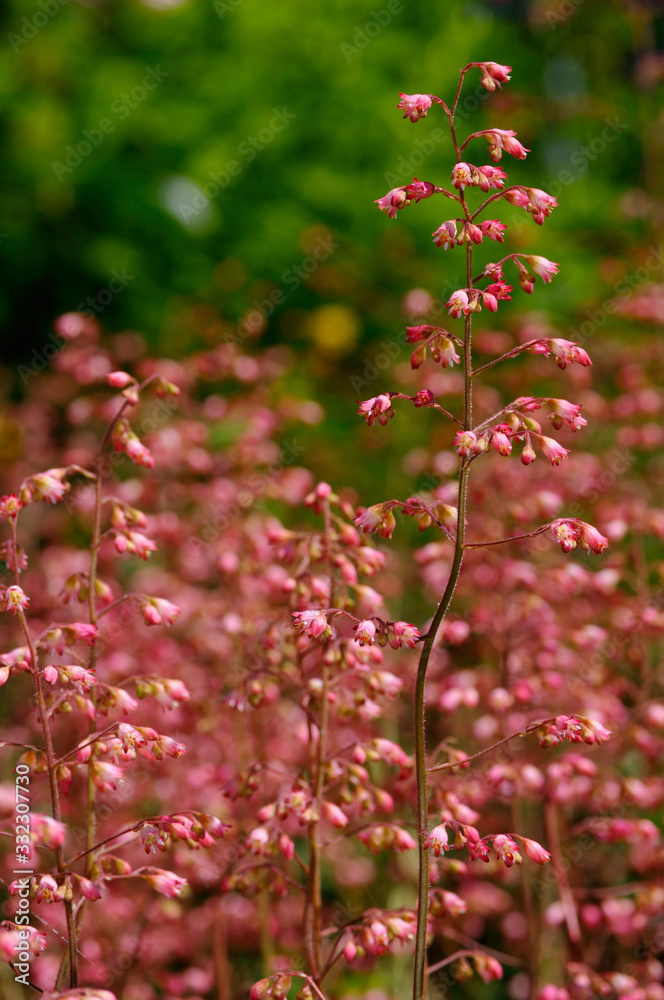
xmin=1 ymin=0 xmax=662 ymax=369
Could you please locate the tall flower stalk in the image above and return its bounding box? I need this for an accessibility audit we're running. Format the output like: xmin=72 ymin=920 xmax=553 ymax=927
xmin=364 ymin=63 xmax=608 ymax=999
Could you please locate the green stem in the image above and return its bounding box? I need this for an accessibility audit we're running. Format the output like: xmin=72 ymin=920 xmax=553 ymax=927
xmin=413 ymin=241 xmax=474 ymax=1000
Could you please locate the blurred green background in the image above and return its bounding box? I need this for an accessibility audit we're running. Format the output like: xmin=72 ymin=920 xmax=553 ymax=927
xmin=0 ymin=0 xmax=662 ymax=388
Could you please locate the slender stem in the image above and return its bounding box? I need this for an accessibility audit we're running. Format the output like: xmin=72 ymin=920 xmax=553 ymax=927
xmin=544 ymin=799 xmax=583 ymax=962
xmin=16 ymin=607 xmax=78 ymax=987
xmin=463 ymin=525 xmax=550 ymax=549
xmin=427 ymin=718 xmax=554 ymax=774
xmin=412 ymin=216 xmax=474 ymax=999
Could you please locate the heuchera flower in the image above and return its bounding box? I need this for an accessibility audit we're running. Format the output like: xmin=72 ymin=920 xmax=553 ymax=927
xmin=357 ymin=394 xmax=395 ymax=427
xmin=0 ymin=494 xmax=22 ymax=519
xmin=493 ymin=834 xmax=522 ymax=867
xmin=387 ymin=621 xmax=420 ymax=648
xmin=550 ymin=519 xmax=609 ymax=554
xmin=538 ymin=435 xmax=569 ymax=466
xmin=424 ymin=824 xmax=449 ymax=856
xmin=142 ymin=868 xmax=188 ymax=898
xmin=432 ymin=221 xmax=457 ymax=249
xmin=477 ymin=128 xmax=530 ymax=162
xmin=19 ymin=469 xmax=69 ymax=505
xmin=525 ymin=255 xmax=559 ymax=282
xmin=355 ymin=504 xmax=396 ymax=539
xmin=471 ymin=61 xmax=511 ymax=91
xmin=375 ymin=186 xmax=410 ymax=219
xmin=291 ymin=610 xmax=334 ymax=641
xmin=4 ymin=585 xmax=29 ymax=614
xmin=447 ymin=290 xmax=470 ymax=318
xmin=481 ymin=220 xmax=507 ymax=242
xmin=545 ymin=338 xmax=592 ymax=369
xmin=547 ymin=398 xmax=587 ymax=431
xmin=140 ymin=598 xmax=181 ymax=627
xmin=520 ymin=837 xmax=551 ymax=864
xmin=355 ymin=619 xmax=377 ymax=646
xmin=397 ymin=93 xmax=436 ymax=122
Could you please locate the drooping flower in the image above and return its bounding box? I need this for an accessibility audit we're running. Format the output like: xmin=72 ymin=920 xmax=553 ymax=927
xmin=142 ymin=868 xmax=188 ymax=898
xmin=388 ymin=621 xmax=420 ymax=648
xmin=480 ymin=219 xmax=507 ymax=242
xmin=493 ymin=833 xmax=522 ymax=867
xmin=424 ymin=824 xmax=449 ymax=856
xmin=550 ymin=519 xmax=609 ymax=555
xmin=432 ymin=221 xmax=457 ymax=249
xmin=538 ymin=435 xmax=569 ymax=466
xmin=0 ymin=494 xmax=22 ymax=520
xmin=547 ymin=398 xmax=587 ymax=431
xmin=451 ymin=162 xmax=473 ymax=190
xmin=447 ymin=290 xmax=470 ymax=318
xmin=520 ymin=837 xmax=551 ymax=864
xmin=357 ymin=394 xmax=395 ymax=427
xmin=375 ymin=186 xmax=410 ymax=219
xmin=473 ymin=61 xmax=512 ymax=91
xmin=478 ymin=128 xmax=530 ymax=162
xmin=291 ymin=610 xmax=334 ymax=641
xmin=397 ymin=93 xmax=437 ymax=122
xmin=355 ymin=619 xmax=377 ymax=646
xmin=547 ymin=338 xmax=592 ymax=369
xmin=524 ymin=255 xmax=559 ymax=282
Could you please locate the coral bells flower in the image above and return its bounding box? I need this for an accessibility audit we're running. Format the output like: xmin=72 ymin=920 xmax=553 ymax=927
xmin=480 ymin=220 xmax=507 ymax=242
xmin=397 ymin=92 xmax=437 ymax=122
xmin=4 ymin=585 xmax=29 ymax=614
xmin=451 ymin=162 xmax=473 ymax=189
xmin=550 ymin=519 xmax=609 ymax=554
xmin=355 ymin=619 xmax=377 ymax=645
xmin=432 ymin=221 xmax=457 ymax=249
xmin=375 ymin=186 xmax=410 ymax=219
xmin=491 ymin=424 xmax=513 ymax=456
xmin=520 ymin=837 xmax=551 ymax=864
xmin=107 ymin=370 xmax=135 ymax=388
xmin=525 ymin=255 xmax=559 ymax=282
xmin=547 ymin=398 xmax=587 ymax=431
xmin=447 ymin=290 xmax=470 ymax=318
xmin=142 ymin=868 xmax=188 ymax=898
xmin=424 ymin=824 xmax=449 ymax=857
xmin=407 ymin=177 xmax=435 ymax=201
xmin=472 ymin=61 xmax=511 ymax=91
xmin=357 ymin=393 xmax=395 ymax=426
xmin=547 ymin=338 xmax=592 ymax=369
xmin=478 ymin=128 xmax=530 ymax=162
xmin=0 ymin=494 xmax=21 ymax=519
xmin=140 ymin=597 xmax=181 ymax=627
xmin=538 ymin=435 xmax=569 ymax=466
xmin=388 ymin=621 xmax=420 ymax=648
xmin=493 ymin=834 xmax=522 ymax=867
xmin=355 ymin=503 xmax=396 ymax=539
xmin=412 ymin=389 xmax=435 ymax=407
xmin=291 ymin=610 xmax=334 ymax=641
xmin=19 ymin=469 xmax=69 ymax=505
xmin=453 ymin=430 xmax=477 ymax=456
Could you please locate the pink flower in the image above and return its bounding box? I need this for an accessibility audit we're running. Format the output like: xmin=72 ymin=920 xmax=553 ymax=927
xmin=407 ymin=177 xmax=435 ymax=201
xmin=432 ymin=220 xmax=457 ymax=249
xmin=447 ymin=290 xmax=470 ymax=318
xmin=388 ymin=621 xmax=420 ymax=648
xmin=397 ymin=92 xmax=435 ymax=122
xmin=355 ymin=504 xmax=396 ymax=539
xmin=457 ymin=221 xmax=484 ymax=245
xmin=355 ymin=619 xmax=377 ymax=646
xmin=478 ymin=128 xmax=530 ymax=162
xmin=547 ymin=398 xmax=587 ymax=431
xmin=0 ymin=494 xmax=22 ymax=519
xmin=473 ymin=61 xmax=511 ymax=91
xmin=477 ymin=164 xmax=507 ymax=191
xmin=292 ymin=610 xmax=333 ymax=641
xmin=453 ymin=430 xmax=477 ymax=456
xmin=78 ymin=876 xmax=102 ymax=900
xmin=323 ymin=802 xmax=349 ymax=827
xmin=107 ymin=370 xmax=135 ymax=388
xmin=524 ymin=187 xmax=558 ymax=224
xmin=4 ymin=585 xmax=29 ymax=614
xmin=114 ymin=530 xmax=157 ymax=560
xmin=521 ymin=837 xmax=551 ymax=864
xmin=493 ymin=833 xmax=522 ymax=867
xmin=548 ymin=338 xmax=592 ymax=369
xmin=142 ymin=868 xmax=188 ymax=898
xmin=491 ymin=424 xmax=512 ymax=456
xmin=538 ymin=435 xmax=569 ymax=466
xmin=550 ymin=519 xmax=609 ymax=555
xmin=433 ymin=336 xmax=461 ymax=368
xmin=357 ymin=393 xmax=395 ymax=427
xmin=480 ymin=219 xmax=507 ymax=242
xmin=30 ymin=813 xmax=66 ymax=848
xmin=125 ymin=436 xmax=154 ymax=469
xmin=412 ymin=389 xmax=435 ymax=407
xmin=141 ymin=598 xmax=181 ymax=627
xmin=43 ymin=665 xmax=58 ymax=684
xmin=36 ymin=874 xmax=62 ymax=903
xmin=525 ymin=255 xmax=559 ymax=282
xmin=90 ymin=761 xmax=124 ymax=793
xmin=406 ymin=324 xmax=442 ymax=343
xmin=67 ymin=622 xmax=98 ymax=645
xmin=375 ymin=186 xmax=409 ymax=219
xmin=451 ymin=162 xmax=473 ymax=189
xmin=20 ymin=468 xmax=69 ymax=504
xmin=424 ymin=824 xmax=449 ymax=856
